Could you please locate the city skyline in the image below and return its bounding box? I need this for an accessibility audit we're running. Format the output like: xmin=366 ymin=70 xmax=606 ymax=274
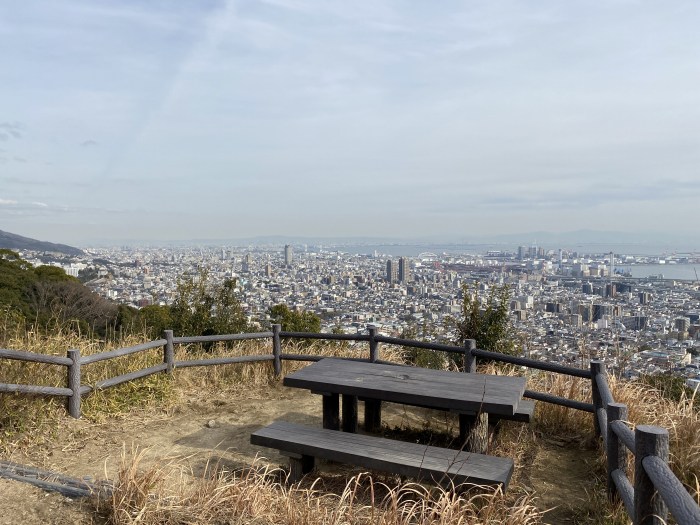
xmin=1 ymin=1 xmax=699 ymax=245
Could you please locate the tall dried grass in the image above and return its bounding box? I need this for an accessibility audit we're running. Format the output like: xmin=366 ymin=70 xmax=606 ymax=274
xmin=97 ymin=449 xmax=543 ymax=525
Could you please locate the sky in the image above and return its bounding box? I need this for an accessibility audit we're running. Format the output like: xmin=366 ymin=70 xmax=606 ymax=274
xmin=1 ymin=1 xmax=699 ymax=246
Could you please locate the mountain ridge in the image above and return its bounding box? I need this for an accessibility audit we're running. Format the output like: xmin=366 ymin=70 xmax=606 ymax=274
xmin=0 ymin=229 xmax=84 ymax=256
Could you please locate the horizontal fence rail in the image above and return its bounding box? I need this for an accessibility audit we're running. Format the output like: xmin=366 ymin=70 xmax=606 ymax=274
xmin=81 ymin=339 xmax=167 ymax=365
xmin=172 ymin=332 xmax=273 ymax=344
xmin=174 ymin=355 xmax=274 ymax=368
xmin=0 ymin=383 xmax=73 ymax=397
xmin=0 ymin=348 xmax=72 ymax=366
xmin=1 ymin=325 xmax=697 ymax=523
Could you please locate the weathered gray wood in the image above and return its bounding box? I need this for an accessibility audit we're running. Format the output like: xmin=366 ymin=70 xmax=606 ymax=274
xmin=280 ymin=331 xmax=370 ymax=341
xmin=163 ymin=330 xmax=175 ymax=374
xmin=524 ymin=390 xmax=594 ymax=412
xmin=280 ymin=353 xmax=324 ymax=362
xmin=596 ymin=371 xmax=614 ymax=407
xmin=471 ymin=348 xmax=592 ymax=379
xmin=611 ymin=468 xmax=635 ymax=517
xmin=374 ymin=335 xmax=463 ymax=354
xmin=607 ymin=403 xmax=628 ymax=502
xmin=174 ymin=355 xmax=273 ymax=368
xmin=597 ymin=408 xmax=608 ymax=447
xmin=172 ymin=332 xmax=272 ymax=344
xmin=283 ymin=452 xmax=316 ymax=483
xmin=0 ymin=460 xmax=112 ymax=495
xmin=272 ymin=324 xmax=282 ymax=376
xmin=610 ymin=420 xmax=636 ymax=454
xmin=251 ymin=421 xmax=514 ymax=490
xmin=0 ymin=384 xmax=72 ymax=396
xmin=635 ymin=425 xmax=669 ymax=525
xmin=464 ymin=339 xmax=476 ymax=373
xmin=489 ymin=399 xmax=535 ymax=423
xmin=66 ymin=349 xmax=81 ymax=419
xmin=81 ymin=339 xmax=167 ymax=365
xmin=642 ymin=455 xmax=700 ymax=525
xmin=0 ymin=348 xmax=72 ymax=366
xmin=284 ymin=359 xmax=526 ymax=417
xmin=459 ymin=412 xmax=489 ymax=453
xmin=364 ymin=398 xmax=382 ymax=432
xmin=368 ymin=326 xmax=379 ymax=362
xmin=590 ymin=361 xmax=605 ymax=437
xmin=93 ymin=364 xmax=167 ymax=390
xmin=322 ymin=393 xmax=340 ymax=430
xmin=0 ymin=469 xmax=93 ymax=499
xmin=342 ymin=394 xmax=358 ymax=433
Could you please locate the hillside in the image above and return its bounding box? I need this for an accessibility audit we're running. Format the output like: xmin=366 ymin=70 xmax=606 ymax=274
xmin=0 ymin=230 xmax=83 ymax=256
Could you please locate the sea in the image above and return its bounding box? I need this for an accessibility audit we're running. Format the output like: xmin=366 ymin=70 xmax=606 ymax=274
xmin=333 ymin=243 xmax=699 ymax=281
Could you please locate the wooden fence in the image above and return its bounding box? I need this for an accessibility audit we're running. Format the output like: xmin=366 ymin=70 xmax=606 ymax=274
xmin=1 ymin=325 xmax=698 ymax=524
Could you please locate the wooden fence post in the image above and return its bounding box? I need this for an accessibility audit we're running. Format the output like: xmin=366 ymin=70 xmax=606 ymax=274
xmin=464 ymin=339 xmax=476 ymax=373
xmin=272 ymin=324 xmax=282 ymax=376
xmin=66 ymin=348 xmax=81 ymax=419
xmin=368 ymin=325 xmax=379 ymax=362
xmin=607 ymin=402 xmax=628 ymax=502
xmin=590 ymin=360 xmax=604 ymax=438
xmin=634 ymin=425 xmax=669 ymax=525
xmin=163 ymin=330 xmax=175 ymax=374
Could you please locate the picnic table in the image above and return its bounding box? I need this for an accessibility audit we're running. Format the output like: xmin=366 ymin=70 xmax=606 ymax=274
xmin=283 ymin=358 xmax=527 ymax=453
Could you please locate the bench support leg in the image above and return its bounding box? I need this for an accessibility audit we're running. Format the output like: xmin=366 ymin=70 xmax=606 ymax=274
xmin=342 ymin=395 xmax=358 ymax=433
xmin=459 ymin=412 xmax=489 ymax=453
xmin=322 ymin=393 xmax=340 ymax=430
xmin=288 ymin=454 xmax=315 ymax=483
xmin=365 ymin=399 xmax=382 ymax=433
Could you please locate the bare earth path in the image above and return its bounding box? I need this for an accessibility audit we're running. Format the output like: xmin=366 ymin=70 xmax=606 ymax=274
xmin=0 ymin=383 xmax=601 ymax=524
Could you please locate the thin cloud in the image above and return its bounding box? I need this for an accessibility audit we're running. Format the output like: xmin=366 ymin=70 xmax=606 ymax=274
xmin=81 ymin=139 xmax=98 ymax=147
xmin=0 ymin=198 xmax=18 ymax=205
xmin=0 ymin=122 xmax=23 ymax=140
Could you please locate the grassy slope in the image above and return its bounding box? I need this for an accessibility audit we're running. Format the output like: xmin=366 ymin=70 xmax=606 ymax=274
xmin=0 ymin=331 xmax=697 ymax=524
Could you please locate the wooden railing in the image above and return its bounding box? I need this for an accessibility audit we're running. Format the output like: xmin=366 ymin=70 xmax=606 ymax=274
xmin=1 ymin=326 xmax=698 ymax=524
xmin=591 ymin=361 xmax=700 ymax=525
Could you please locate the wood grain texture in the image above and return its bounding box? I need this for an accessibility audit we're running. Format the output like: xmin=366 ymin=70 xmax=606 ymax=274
xmin=251 ymin=420 xmax=514 ymax=489
xmin=284 ymin=359 xmax=526 ymax=416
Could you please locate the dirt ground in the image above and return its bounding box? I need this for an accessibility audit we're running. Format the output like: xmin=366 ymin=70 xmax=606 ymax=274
xmin=0 ymin=383 xmax=600 ymax=524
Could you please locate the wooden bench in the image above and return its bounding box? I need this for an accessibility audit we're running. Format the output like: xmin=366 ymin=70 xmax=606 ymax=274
xmin=489 ymin=399 xmax=535 ymax=424
xmin=250 ymin=420 xmax=514 ymax=490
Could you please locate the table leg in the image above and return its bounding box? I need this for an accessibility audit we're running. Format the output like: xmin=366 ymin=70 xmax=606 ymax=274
xmin=364 ymin=399 xmax=382 ymax=432
xmin=342 ymin=394 xmax=358 ymax=433
xmin=459 ymin=412 xmax=489 ymax=453
xmin=322 ymin=393 xmax=340 ymax=430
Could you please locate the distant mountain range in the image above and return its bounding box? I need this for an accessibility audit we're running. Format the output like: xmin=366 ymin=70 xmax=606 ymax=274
xmin=0 ymin=230 xmax=83 ymax=256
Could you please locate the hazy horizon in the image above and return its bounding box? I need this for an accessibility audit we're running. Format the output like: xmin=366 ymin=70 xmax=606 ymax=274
xmin=2 ymin=1 xmax=699 ymax=244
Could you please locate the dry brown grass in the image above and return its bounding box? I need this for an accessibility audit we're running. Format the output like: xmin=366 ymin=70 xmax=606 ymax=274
xmin=2 ymin=332 xmax=699 ymax=523
xmin=97 ymin=448 xmax=543 ymax=525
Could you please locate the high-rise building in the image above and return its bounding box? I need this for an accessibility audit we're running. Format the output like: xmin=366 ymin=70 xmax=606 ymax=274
xmin=284 ymin=244 xmax=293 ymax=266
xmin=386 ymin=259 xmax=398 ymax=283
xmin=398 ymin=257 xmax=411 ymax=283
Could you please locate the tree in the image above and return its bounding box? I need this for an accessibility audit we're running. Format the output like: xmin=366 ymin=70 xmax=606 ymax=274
xmin=137 ymin=305 xmax=173 ymax=339
xmin=449 ymin=282 xmax=517 ymax=356
xmin=169 ymin=269 xmax=249 ymax=338
xmin=268 ymin=303 xmax=321 ymax=333
xmin=0 ymin=250 xmax=118 ymax=337
xmin=401 ymin=324 xmax=447 ymax=370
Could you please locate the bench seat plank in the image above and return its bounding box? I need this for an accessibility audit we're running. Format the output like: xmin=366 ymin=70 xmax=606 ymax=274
xmin=251 ymin=421 xmax=514 ymax=489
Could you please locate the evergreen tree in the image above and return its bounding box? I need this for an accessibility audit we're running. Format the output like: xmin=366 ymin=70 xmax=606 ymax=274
xmin=450 ymin=282 xmax=517 ymax=355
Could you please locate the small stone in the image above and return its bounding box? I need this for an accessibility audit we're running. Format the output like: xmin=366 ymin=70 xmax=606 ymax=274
xmin=206 ymin=420 xmax=219 ymax=428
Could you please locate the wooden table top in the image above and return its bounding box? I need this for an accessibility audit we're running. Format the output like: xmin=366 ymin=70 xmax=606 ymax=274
xmin=283 ymin=358 xmax=527 ymax=416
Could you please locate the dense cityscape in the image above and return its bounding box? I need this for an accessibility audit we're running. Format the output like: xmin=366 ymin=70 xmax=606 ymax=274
xmin=17 ymin=243 xmax=700 ymax=392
